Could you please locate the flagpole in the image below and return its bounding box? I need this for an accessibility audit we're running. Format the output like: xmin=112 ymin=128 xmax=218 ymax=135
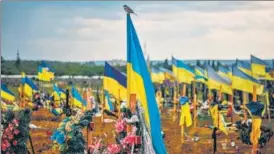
xmin=193 ymin=80 xmax=197 ymax=128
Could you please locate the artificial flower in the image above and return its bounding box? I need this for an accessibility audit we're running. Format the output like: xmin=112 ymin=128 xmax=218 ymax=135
xmin=12 ymin=140 xmax=17 ymax=146
xmin=13 ymin=129 xmax=19 ymax=135
xmin=107 ymin=144 xmax=121 ymax=153
xmin=12 ymin=119 xmax=19 ymax=127
xmin=8 ymin=134 xmax=14 ymax=140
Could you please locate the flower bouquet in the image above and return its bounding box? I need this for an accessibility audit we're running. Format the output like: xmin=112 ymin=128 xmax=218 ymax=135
xmin=50 ymin=110 xmax=93 ymax=154
xmin=1 ymin=109 xmax=32 ymax=154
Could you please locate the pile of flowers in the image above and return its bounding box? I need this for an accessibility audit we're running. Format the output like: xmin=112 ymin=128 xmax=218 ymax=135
xmin=1 ymin=109 xmax=32 ymax=154
xmin=51 ymin=109 xmax=93 ymax=154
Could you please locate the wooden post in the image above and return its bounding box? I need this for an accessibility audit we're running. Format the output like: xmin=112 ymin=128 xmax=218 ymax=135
xmin=101 ymin=89 xmax=105 ymax=123
xmin=193 ymin=81 xmax=197 ymax=128
xmin=243 ymin=92 xmax=248 ymax=121
xmin=252 ymin=85 xmax=257 ymax=102
xmin=173 ymin=86 xmax=178 ymax=123
xmin=217 ymin=86 xmax=222 ymax=129
xmin=83 ymin=88 xmax=93 ymax=147
xmin=229 ymin=94 xmax=234 ymax=124
xmin=127 ymin=94 xmax=136 ymax=133
xmin=118 ymin=89 xmax=121 ymax=119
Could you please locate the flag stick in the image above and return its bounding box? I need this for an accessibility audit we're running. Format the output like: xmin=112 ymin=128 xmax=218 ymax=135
xmin=243 ymin=92 xmax=248 ymax=121
xmin=193 ymin=80 xmax=198 ymax=128
xmin=229 ymin=93 xmax=234 ymax=124
xmin=127 ymin=94 xmax=136 ymax=133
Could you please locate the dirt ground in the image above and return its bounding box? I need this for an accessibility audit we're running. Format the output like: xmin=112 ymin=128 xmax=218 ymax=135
xmin=27 ymin=108 xmax=274 ymax=154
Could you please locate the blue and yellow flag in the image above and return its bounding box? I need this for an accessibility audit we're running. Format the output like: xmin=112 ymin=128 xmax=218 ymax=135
xmin=1 ymin=84 xmax=15 ymax=101
xmin=104 ymin=90 xmax=114 ymax=111
xmin=127 ymin=14 xmax=167 ymax=154
xmin=236 ymin=59 xmax=252 ymax=76
xmin=151 ymin=67 xmax=165 ymax=84
xmin=19 ymin=73 xmax=39 ymax=97
xmin=251 ymin=55 xmax=268 ymax=78
xmin=206 ymin=65 xmax=232 ymax=95
xmin=38 ymin=61 xmax=55 ymax=82
xmin=218 ymin=65 xmax=231 ymax=79
xmin=194 ymin=66 xmax=208 ymax=83
xmin=159 ymin=67 xmax=175 ymax=80
xmin=172 ymin=57 xmax=195 ymax=84
xmin=104 ymin=62 xmax=127 ymax=101
xmin=52 ymin=84 xmax=66 ymax=105
xmin=71 ymin=87 xmax=86 ymax=108
xmin=232 ymin=65 xmax=263 ymax=94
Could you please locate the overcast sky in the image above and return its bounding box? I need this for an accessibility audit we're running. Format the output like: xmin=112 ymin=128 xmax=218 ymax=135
xmin=2 ymin=1 xmax=274 ymax=61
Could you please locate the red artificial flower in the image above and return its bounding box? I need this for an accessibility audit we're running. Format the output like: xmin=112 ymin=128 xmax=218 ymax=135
xmin=122 ymin=135 xmax=136 ymax=146
xmin=1 ymin=143 xmax=7 ymax=151
xmin=8 ymin=124 xmax=14 ymax=131
xmin=6 ymin=152 xmax=10 ymax=154
xmin=13 ymin=129 xmax=20 ymax=135
xmin=5 ymin=141 xmax=11 ymax=148
xmin=46 ymin=131 xmax=52 ymax=136
xmin=107 ymin=144 xmax=121 ymax=153
xmin=115 ymin=120 xmax=125 ymax=133
xmin=12 ymin=119 xmax=19 ymax=127
xmin=13 ymin=140 xmax=17 ymax=146
xmin=8 ymin=134 xmax=14 ymax=140
xmin=5 ymin=128 xmax=11 ymax=134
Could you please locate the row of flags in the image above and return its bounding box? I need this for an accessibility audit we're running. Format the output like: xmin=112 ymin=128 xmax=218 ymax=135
xmin=170 ymin=55 xmax=273 ymax=95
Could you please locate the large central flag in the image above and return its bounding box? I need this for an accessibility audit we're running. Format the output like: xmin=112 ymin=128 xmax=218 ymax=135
xmin=172 ymin=57 xmax=195 ymax=84
xmin=126 ymin=14 xmax=167 ymax=153
xmin=38 ymin=61 xmax=55 ymax=82
xmin=232 ymin=66 xmax=263 ymax=94
xmin=206 ymin=65 xmax=232 ymax=95
xmin=19 ymin=72 xmax=39 ymax=97
xmin=104 ymin=62 xmax=127 ymax=101
xmin=236 ymin=59 xmax=252 ymax=76
xmin=1 ymin=84 xmax=15 ymax=101
xmin=251 ymin=55 xmax=268 ymax=78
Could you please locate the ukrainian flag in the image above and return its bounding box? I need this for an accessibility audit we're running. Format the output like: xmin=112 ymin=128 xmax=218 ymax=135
xmin=19 ymin=74 xmax=39 ymax=97
xmin=194 ymin=66 xmax=208 ymax=83
xmin=1 ymin=84 xmax=15 ymax=101
xmin=251 ymin=55 xmax=268 ymax=78
xmin=236 ymin=59 xmax=252 ymax=76
xmin=127 ymin=14 xmax=167 ymax=154
xmin=151 ymin=67 xmax=165 ymax=84
xmin=104 ymin=62 xmax=127 ymax=101
xmin=159 ymin=67 xmax=176 ymax=80
xmin=104 ymin=90 xmax=114 ymax=111
xmin=206 ymin=65 xmax=232 ymax=95
xmin=38 ymin=61 xmax=55 ymax=82
xmin=52 ymin=84 xmax=66 ymax=105
xmin=71 ymin=87 xmax=86 ymax=108
xmin=218 ymin=65 xmax=231 ymax=79
xmin=172 ymin=57 xmax=195 ymax=84
xmin=232 ymin=66 xmax=263 ymax=94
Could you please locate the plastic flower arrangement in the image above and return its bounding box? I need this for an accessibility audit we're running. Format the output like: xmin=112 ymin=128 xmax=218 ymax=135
xmin=1 ymin=109 xmax=32 ymax=154
xmin=50 ymin=110 xmax=93 ymax=154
